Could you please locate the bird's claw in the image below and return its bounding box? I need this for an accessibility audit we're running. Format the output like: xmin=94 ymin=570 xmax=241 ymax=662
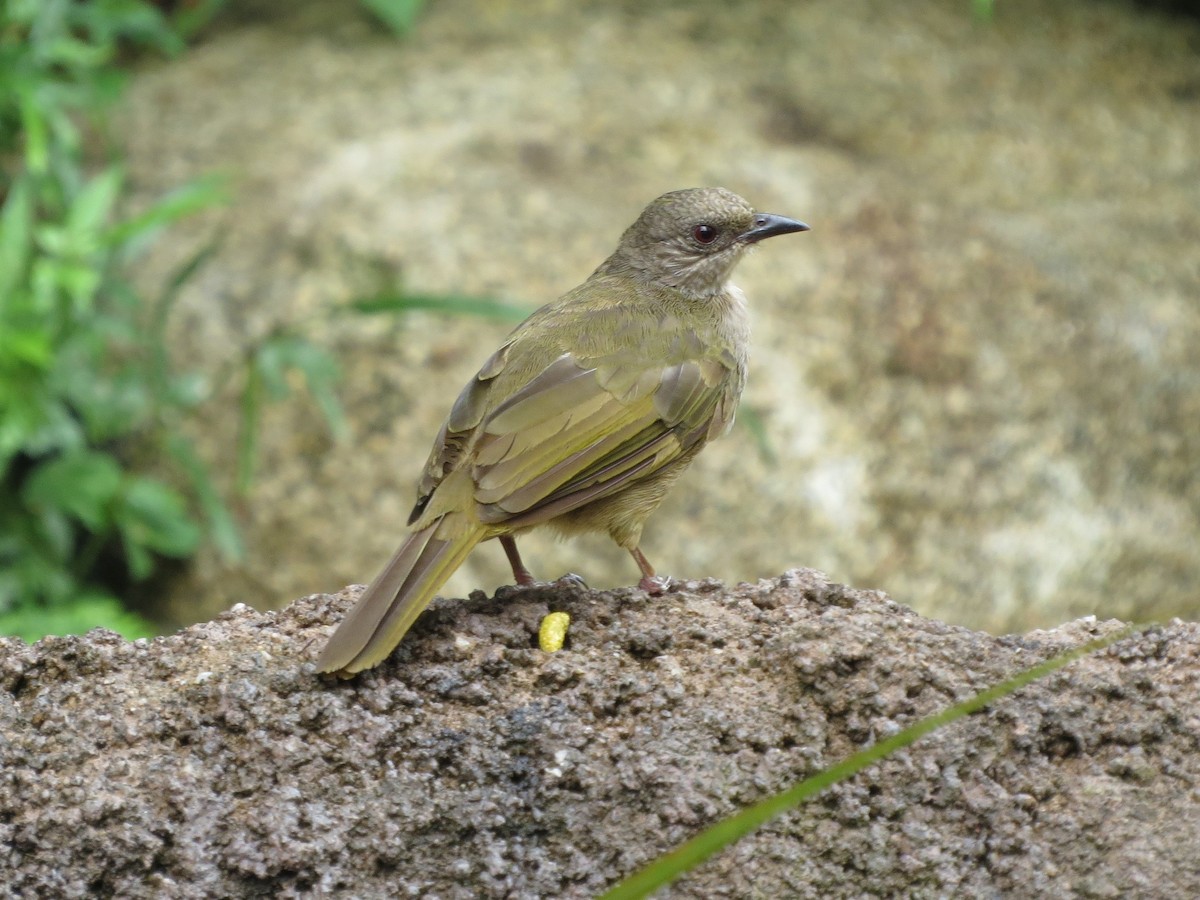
xmin=638 ymin=574 xmax=673 ymax=596
xmin=505 ymin=572 xmax=588 ymax=593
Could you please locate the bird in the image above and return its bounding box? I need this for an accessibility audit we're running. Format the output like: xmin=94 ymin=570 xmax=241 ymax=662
xmin=318 ymin=187 xmax=809 ymax=674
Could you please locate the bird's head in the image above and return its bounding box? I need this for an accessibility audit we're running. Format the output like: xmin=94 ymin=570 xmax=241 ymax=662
xmin=603 ymin=187 xmax=809 ymax=296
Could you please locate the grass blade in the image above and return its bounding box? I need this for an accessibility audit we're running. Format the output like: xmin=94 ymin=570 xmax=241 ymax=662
xmin=345 ymin=292 xmax=532 ymax=324
xmin=600 ymin=623 xmax=1142 ymax=900
xmin=236 ymin=358 xmax=263 ymax=493
xmin=359 ymin=0 xmax=425 ymax=35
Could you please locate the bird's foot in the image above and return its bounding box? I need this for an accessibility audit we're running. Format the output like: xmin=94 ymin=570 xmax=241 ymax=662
xmin=638 ymin=574 xmax=674 ymax=596
xmin=502 ymin=573 xmax=588 ymax=596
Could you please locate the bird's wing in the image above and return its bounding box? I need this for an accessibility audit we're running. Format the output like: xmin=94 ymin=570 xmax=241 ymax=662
xmin=469 ymin=351 xmax=737 ymax=528
xmin=408 ymin=339 xmax=515 ymax=525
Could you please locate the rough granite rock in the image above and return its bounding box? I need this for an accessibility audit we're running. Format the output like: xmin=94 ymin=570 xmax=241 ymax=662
xmin=2 ymin=570 xmax=1197 ymax=898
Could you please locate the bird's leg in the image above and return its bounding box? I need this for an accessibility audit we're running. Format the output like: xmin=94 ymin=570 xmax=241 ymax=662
xmin=500 ymin=535 xmax=537 ymax=586
xmin=630 ymin=546 xmax=672 ymax=595
xmin=500 ymin=536 xmax=588 ymax=589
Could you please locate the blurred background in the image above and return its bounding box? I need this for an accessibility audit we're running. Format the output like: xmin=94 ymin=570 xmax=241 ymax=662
xmin=3 ymin=0 xmax=1199 ymax=641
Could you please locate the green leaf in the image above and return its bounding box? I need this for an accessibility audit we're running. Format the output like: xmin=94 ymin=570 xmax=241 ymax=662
xmin=254 ymin=334 xmax=348 ymax=434
xmin=17 ymin=398 xmax=86 ymax=457
xmin=345 ymin=292 xmax=532 ymax=323
xmin=3 ymin=0 xmax=39 ymax=29
xmin=66 ymin=167 xmax=123 ymax=242
xmin=117 ymin=476 xmax=202 ymax=560
xmin=167 ymin=433 xmax=244 ymax=562
xmin=106 ymin=173 xmax=229 ymax=249
xmin=0 ymin=177 xmax=33 ymax=298
xmin=67 ymin=369 xmax=154 ymax=444
xmin=0 ymin=503 xmax=76 ymax=612
xmin=79 ymin=0 xmax=186 ymax=57
xmin=17 ymin=87 xmax=49 ymax=173
xmin=164 ymin=372 xmax=209 ymax=409
xmin=0 ymin=590 xmax=157 ymax=641
xmin=971 ymin=0 xmax=995 ymax=22
xmin=57 ymin=259 xmax=101 ymax=308
xmin=236 ymin=359 xmax=263 ymax=493
xmin=21 ymin=449 xmax=123 ymax=531
xmin=737 ymin=407 xmax=777 ymax=466
xmin=253 ymin=337 xmax=293 ymax=401
xmin=0 ymin=392 xmax=81 ymax=469
xmin=122 ymin=538 xmax=153 ymax=581
xmin=137 ymin=238 xmax=222 ymax=414
xmin=0 ymin=325 xmax=52 ymax=369
xmin=33 ymin=506 xmax=76 ymax=567
xmin=170 ymin=0 xmax=227 ymax=40
xmin=151 ymin=238 xmax=222 ymax=343
xmin=599 ymin=624 xmax=1144 ymax=900
xmin=237 ymin=334 xmax=349 ymax=490
xmin=39 ymin=99 xmax=83 ymax=160
xmin=359 ymin=0 xmax=425 ymax=35
xmin=277 ymin=338 xmax=348 ymax=440
xmin=43 ymin=35 xmax=112 ymax=69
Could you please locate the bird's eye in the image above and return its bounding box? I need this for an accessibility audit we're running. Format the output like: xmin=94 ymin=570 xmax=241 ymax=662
xmin=692 ymin=224 xmax=718 ymax=245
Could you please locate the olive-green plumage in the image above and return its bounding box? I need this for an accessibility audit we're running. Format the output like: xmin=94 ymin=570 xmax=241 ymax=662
xmin=318 ymin=187 xmax=809 ymax=674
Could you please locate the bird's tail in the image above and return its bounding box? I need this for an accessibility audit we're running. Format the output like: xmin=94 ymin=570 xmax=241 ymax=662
xmin=317 ymin=515 xmax=485 ymax=674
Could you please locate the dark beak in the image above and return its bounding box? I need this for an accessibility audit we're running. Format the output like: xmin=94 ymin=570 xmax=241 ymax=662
xmin=741 ymin=213 xmax=811 ymax=243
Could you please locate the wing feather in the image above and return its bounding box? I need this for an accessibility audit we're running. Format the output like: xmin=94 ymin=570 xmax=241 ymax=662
xmin=484 ymin=354 xmax=598 ymax=434
xmin=475 ymin=403 xmax=655 ymax=505
xmin=410 ymin=340 xmax=515 ymax=521
xmin=471 ymin=353 xmax=730 ymax=528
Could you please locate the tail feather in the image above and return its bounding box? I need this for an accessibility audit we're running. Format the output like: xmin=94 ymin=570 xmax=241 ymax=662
xmin=317 ymin=516 xmax=484 ymax=674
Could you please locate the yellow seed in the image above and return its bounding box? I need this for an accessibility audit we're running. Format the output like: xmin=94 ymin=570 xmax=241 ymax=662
xmin=538 ymin=612 xmax=571 ymax=652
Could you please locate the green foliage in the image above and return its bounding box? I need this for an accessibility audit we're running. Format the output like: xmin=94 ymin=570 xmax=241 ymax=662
xmin=0 ymin=0 xmax=334 ymax=641
xmin=359 ymin=0 xmax=427 ymax=35
xmin=0 ymin=590 xmax=156 ymax=642
xmin=235 ymin=331 xmax=348 ymax=492
xmin=601 ymin=625 xmax=1142 ymax=899
xmin=140 ymin=0 xmax=428 ymax=39
xmin=0 ymin=0 xmax=216 ymax=640
xmin=0 ymin=0 xmax=426 ymax=642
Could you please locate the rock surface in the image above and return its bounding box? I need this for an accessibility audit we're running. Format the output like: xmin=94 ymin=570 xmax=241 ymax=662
xmin=118 ymin=0 xmax=1200 ymax=633
xmin=3 ymin=570 xmax=1196 ymax=898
